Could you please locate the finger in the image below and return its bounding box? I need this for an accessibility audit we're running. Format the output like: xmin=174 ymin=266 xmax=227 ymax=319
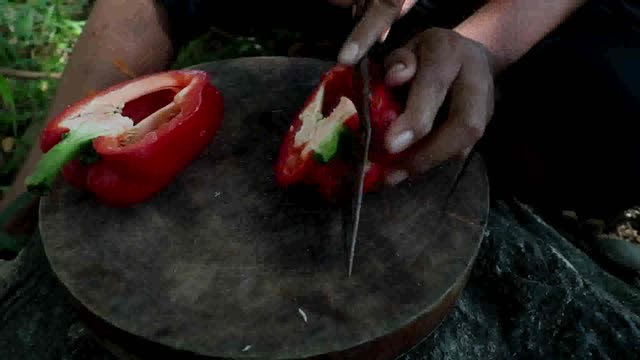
xmin=385 ymin=144 xmax=473 ymax=186
xmin=379 ymin=28 xmax=390 ymax=43
xmin=378 ymin=0 xmax=417 ymax=43
xmin=338 ymin=0 xmax=406 ymax=64
xmin=389 ymin=60 xmax=493 ymax=179
xmin=460 ymin=145 xmax=473 ymax=159
xmin=400 ymin=0 xmax=418 ymax=16
xmin=383 ymin=47 xmax=417 ymax=87
xmin=384 ymin=32 xmax=462 ymax=155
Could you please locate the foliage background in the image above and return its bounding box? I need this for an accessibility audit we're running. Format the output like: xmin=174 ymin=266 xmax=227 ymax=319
xmin=0 ymin=0 xmax=90 ymax=190
xmin=0 ymin=0 xmax=307 ymax=196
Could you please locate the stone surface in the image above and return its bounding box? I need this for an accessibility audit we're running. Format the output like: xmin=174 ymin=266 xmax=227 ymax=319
xmin=0 ymin=231 xmax=116 ymax=360
xmin=406 ymin=199 xmax=640 ymax=359
xmin=2 ymin=199 xmax=640 ymax=359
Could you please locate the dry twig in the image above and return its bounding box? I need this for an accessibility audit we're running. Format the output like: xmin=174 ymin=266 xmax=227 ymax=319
xmin=0 ymin=67 xmax=61 ymax=80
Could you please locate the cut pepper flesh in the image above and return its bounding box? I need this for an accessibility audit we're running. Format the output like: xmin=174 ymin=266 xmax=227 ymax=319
xmin=27 ymin=70 xmax=224 ymax=206
xmin=275 ymin=63 xmax=407 ymax=201
xmin=294 ymin=84 xmax=358 ymax=163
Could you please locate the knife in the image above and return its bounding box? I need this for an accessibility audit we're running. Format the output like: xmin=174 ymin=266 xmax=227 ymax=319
xmin=344 ymin=59 xmax=372 ymax=277
xmin=343 ymin=0 xmax=374 ymax=277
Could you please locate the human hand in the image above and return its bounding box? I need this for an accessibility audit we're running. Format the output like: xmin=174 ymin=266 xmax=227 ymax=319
xmin=328 ymin=0 xmax=418 ymax=64
xmin=381 ymin=28 xmax=497 ymax=185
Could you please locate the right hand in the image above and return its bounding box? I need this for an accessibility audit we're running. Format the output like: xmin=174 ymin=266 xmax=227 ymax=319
xmin=379 ymin=28 xmax=496 ymax=185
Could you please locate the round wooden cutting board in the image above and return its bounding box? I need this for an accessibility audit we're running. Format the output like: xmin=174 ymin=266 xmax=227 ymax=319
xmin=39 ymin=57 xmax=489 ymax=360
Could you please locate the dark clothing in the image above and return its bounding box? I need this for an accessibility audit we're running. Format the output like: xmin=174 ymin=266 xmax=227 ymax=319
xmin=155 ymin=0 xmax=487 ymax=52
xmin=484 ymin=0 xmax=640 ymax=217
xmin=156 ymin=0 xmax=640 ymax=217
xmin=155 ymin=0 xmax=639 ymax=52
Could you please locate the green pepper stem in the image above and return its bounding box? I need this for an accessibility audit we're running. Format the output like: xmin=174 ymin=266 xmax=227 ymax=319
xmin=25 ymin=130 xmax=96 ymax=194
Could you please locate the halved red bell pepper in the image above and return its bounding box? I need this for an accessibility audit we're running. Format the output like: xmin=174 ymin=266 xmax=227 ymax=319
xmin=26 ymin=70 xmax=224 ymax=206
xmin=275 ymin=63 xmax=405 ymax=201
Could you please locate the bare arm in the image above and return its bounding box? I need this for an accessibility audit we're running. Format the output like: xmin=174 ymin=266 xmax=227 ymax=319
xmin=454 ymin=0 xmax=587 ymax=74
xmin=1 ymin=0 xmax=175 ymax=230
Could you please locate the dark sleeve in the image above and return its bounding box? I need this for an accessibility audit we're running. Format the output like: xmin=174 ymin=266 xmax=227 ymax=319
xmin=154 ymin=0 xmax=217 ymax=52
xmin=593 ymin=0 xmax=640 ymax=31
xmin=414 ymin=0 xmax=487 ymax=27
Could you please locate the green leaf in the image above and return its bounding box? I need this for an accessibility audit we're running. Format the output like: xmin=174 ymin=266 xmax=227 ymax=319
xmin=15 ymin=5 xmax=34 ymax=41
xmin=0 ymin=75 xmax=15 ymax=112
xmin=0 ymin=74 xmax=17 ymax=135
xmin=0 ymin=125 xmax=37 ymax=177
xmin=0 ymin=36 xmax=13 ymax=63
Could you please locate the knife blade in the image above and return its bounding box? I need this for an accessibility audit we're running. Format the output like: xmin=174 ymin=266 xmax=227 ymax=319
xmin=344 ymin=58 xmax=372 ymax=277
xmin=342 ymin=0 xmax=376 ymax=277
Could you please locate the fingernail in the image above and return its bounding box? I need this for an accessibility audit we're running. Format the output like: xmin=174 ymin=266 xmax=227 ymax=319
xmin=379 ymin=28 xmax=390 ymax=43
xmin=386 ymin=169 xmax=409 ymax=186
xmin=389 ymin=63 xmax=406 ymax=75
xmin=338 ymin=43 xmax=359 ymax=64
xmin=389 ymin=129 xmax=414 ymax=154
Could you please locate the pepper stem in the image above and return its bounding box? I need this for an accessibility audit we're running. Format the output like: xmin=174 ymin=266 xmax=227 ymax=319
xmin=25 ymin=128 xmax=98 ymax=194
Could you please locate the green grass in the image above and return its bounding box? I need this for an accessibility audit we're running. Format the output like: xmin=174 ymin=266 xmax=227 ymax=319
xmin=0 ymin=0 xmax=90 ymax=256
xmin=0 ymin=0 xmax=89 ymax=188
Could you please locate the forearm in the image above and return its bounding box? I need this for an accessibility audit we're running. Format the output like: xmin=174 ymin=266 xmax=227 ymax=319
xmin=46 ymin=0 xmax=174 ymax=118
xmin=1 ymin=0 xmax=174 ymax=213
xmin=454 ymin=0 xmax=587 ymax=74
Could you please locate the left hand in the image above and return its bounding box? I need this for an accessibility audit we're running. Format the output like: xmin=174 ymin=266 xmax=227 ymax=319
xmin=381 ymin=28 xmax=497 ymax=185
xmin=329 ymin=0 xmax=418 ymax=64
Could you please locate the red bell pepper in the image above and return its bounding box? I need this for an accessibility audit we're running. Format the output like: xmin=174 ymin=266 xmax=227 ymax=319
xmin=26 ymin=70 xmax=224 ymax=206
xmin=275 ymin=63 xmax=405 ymax=201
